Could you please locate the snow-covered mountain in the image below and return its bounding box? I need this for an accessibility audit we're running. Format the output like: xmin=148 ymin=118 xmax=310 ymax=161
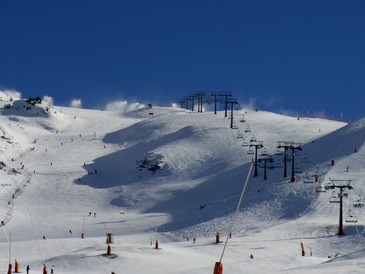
xmin=1 ymin=97 xmax=364 ymax=273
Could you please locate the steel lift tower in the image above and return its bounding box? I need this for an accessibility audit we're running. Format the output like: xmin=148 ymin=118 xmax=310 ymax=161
xmin=329 ymin=179 xmax=353 ymax=235
xmin=277 ymin=141 xmax=293 ymax=178
xmin=289 ymin=143 xmax=302 ymax=182
xmin=250 ymin=140 xmax=264 ymax=177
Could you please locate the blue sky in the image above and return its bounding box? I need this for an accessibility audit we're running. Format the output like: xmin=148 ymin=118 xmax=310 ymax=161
xmin=0 ymin=0 xmax=364 ymax=120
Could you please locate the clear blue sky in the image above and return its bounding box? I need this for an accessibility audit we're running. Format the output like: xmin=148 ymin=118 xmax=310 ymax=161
xmin=0 ymin=0 xmax=364 ymax=120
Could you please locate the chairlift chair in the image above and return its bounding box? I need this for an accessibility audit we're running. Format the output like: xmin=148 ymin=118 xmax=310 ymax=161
xmin=247 ymin=148 xmax=254 ymax=155
xmin=353 ymin=195 xmax=365 ymax=208
xmin=315 ymin=186 xmax=326 ymax=192
xmin=345 ymin=209 xmax=358 ymax=223
xmin=324 ymin=183 xmax=332 ymax=190
xmin=353 ymin=202 xmax=365 ymax=209
xmin=249 ymin=136 xmax=257 ymax=142
xmin=301 ymin=157 xmax=310 ymax=164
xmin=329 ymin=191 xmax=340 ymax=203
xmin=274 ymin=150 xmax=283 ymax=156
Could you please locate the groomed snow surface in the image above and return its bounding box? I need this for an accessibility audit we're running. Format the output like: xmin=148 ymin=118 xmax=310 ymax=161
xmin=1 ymin=98 xmax=365 ymax=273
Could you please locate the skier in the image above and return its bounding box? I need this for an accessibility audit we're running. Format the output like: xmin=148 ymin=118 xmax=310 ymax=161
xmin=51 ymin=265 xmax=54 ymax=273
xmin=26 ymin=265 xmax=30 ymax=274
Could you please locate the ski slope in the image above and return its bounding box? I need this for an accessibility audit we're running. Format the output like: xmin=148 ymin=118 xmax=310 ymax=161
xmin=1 ymin=95 xmax=365 ymax=273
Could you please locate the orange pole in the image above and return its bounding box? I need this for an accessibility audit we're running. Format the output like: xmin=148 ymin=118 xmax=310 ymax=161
xmin=43 ymin=265 xmax=48 ymax=274
xmin=155 ymin=240 xmax=159 ymax=249
xmin=14 ymin=260 xmax=20 ymax=273
xmin=301 ymin=242 xmax=305 ymax=256
xmin=213 ymin=262 xmax=223 ymax=274
xmin=81 ymin=232 xmax=84 ymax=239
xmin=7 ymin=263 xmax=12 ymax=274
xmin=215 ymin=232 xmax=220 ymax=243
xmin=107 ymin=245 xmax=112 ymax=255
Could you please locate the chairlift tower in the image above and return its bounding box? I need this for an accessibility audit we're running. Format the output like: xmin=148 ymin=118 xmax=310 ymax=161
xmin=289 ymin=143 xmax=302 ymax=182
xmin=184 ymin=97 xmax=190 ymax=110
xmin=227 ymin=98 xmax=238 ymax=128
xmin=218 ymin=92 xmax=232 ymax=117
xmin=211 ymin=92 xmax=220 ymax=114
xmin=195 ymin=92 xmax=206 ymax=113
xmin=178 ymin=100 xmax=185 ymax=109
xmin=259 ymin=154 xmax=272 ymax=180
xmin=329 ymin=179 xmax=353 ymax=235
xmin=190 ymin=95 xmax=196 ymax=112
xmin=277 ymin=141 xmax=293 ymax=178
xmin=250 ymin=140 xmax=264 ymax=177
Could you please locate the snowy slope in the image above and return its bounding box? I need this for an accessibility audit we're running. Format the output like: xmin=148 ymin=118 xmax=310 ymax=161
xmin=1 ymin=98 xmax=365 ymax=273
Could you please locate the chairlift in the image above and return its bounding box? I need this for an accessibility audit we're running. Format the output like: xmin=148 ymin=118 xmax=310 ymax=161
xmin=237 ymin=133 xmax=244 ymax=139
xmin=353 ymin=195 xmax=365 ymax=208
xmin=268 ymin=162 xmax=282 ymax=169
xmin=239 ymin=118 xmax=246 ymax=123
xmin=304 ymin=179 xmax=314 ymax=184
xmin=249 ymin=136 xmax=257 ymax=142
xmin=274 ymin=150 xmax=283 ymax=156
xmin=329 ymin=191 xmax=340 ymax=203
xmin=244 ymin=126 xmax=251 ymax=133
xmin=247 ymin=148 xmax=254 ymax=155
xmin=301 ymin=157 xmax=310 ymax=164
xmin=242 ymin=141 xmax=249 ymax=147
xmin=345 ymin=209 xmax=358 ymax=223
xmin=324 ymin=183 xmax=332 ymax=190
xmin=294 ymin=168 xmax=303 ymax=174
xmin=315 ymin=186 xmax=326 ymax=192
xmin=260 ymin=148 xmax=269 ymax=157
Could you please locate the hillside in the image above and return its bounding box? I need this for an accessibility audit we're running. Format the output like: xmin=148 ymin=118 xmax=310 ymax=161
xmin=1 ymin=98 xmax=365 ymax=273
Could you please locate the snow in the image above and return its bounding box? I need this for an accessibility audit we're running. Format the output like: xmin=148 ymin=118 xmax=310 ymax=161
xmin=1 ymin=98 xmax=365 ymax=273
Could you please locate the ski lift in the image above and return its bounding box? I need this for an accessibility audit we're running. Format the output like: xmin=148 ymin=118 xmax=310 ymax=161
xmin=303 ymin=173 xmax=313 ymax=183
xmin=324 ymin=183 xmax=332 ymax=190
xmin=260 ymin=148 xmax=269 ymax=157
xmin=242 ymin=141 xmax=249 ymax=147
xmin=274 ymin=149 xmax=283 ymax=156
xmin=239 ymin=118 xmax=246 ymax=123
xmin=345 ymin=209 xmax=358 ymax=223
xmin=237 ymin=133 xmax=244 ymax=139
xmin=268 ymin=161 xmax=282 ymax=169
xmin=315 ymin=186 xmax=326 ymax=192
xmin=244 ymin=126 xmax=251 ymax=133
xmin=300 ymin=155 xmax=310 ymax=164
xmin=353 ymin=195 xmax=365 ymax=208
xmin=294 ymin=167 xmax=303 ymax=174
xmin=249 ymin=136 xmax=257 ymax=142
xmin=247 ymin=148 xmax=254 ymax=155
xmin=329 ymin=191 xmax=340 ymax=203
